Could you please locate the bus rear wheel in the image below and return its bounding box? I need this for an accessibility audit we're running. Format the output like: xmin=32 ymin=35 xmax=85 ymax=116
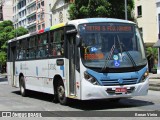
xmin=19 ymin=76 xmax=27 ymax=97
xmin=57 ymin=80 xmax=68 ymax=105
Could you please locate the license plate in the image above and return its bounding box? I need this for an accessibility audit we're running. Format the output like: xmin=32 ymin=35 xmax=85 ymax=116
xmin=115 ymin=88 xmax=127 ymax=93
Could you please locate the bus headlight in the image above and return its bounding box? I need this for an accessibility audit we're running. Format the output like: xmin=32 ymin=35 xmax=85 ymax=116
xmin=84 ymin=71 xmax=99 ymax=85
xmin=140 ymin=71 xmax=149 ymax=83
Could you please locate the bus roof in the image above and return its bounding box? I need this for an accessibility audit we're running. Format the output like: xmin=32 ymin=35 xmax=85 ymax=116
xmin=8 ymin=23 xmax=65 ymax=43
xmin=8 ymin=33 xmax=30 ymax=43
xmin=8 ymin=18 xmax=135 ymax=43
xmin=66 ymin=18 xmax=135 ymax=28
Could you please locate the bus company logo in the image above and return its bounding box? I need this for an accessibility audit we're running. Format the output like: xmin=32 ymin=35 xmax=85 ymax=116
xmin=118 ymin=78 xmax=124 ymax=84
xmin=20 ymin=64 xmax=22 ymax=70
xmin=2 ymin=112 xmax=11 ymax=117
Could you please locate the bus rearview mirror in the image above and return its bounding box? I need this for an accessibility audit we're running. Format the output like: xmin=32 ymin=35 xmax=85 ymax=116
xmin=76 ymin=35 xmax=81 ymax=47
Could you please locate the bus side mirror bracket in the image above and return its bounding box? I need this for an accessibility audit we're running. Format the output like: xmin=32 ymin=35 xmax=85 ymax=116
xmin=76 ymin=35 xmax=81 ymax=47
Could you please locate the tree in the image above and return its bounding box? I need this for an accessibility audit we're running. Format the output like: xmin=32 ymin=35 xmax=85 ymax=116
xmin=68 ymin=0 xmax=134 ymax=20
xmin=0 ymin=20 xmax=28 ymax=71
xmin=146 ymin=47 xmax=158 ymax=73
xmin=107 ymin=0 xmax=134 ymax=20
xmin=68 ymin=0 xmax=111 ymax=20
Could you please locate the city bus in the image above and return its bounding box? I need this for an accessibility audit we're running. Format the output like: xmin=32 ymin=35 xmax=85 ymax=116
xmin=7 ymin=18 xmax=149 ymax=105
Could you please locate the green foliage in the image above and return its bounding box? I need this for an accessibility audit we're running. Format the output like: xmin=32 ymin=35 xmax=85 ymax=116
xmin=0 ymin=20 xmax=28 ymax=66
xmin=108 ymin=0 xmax=134 ymax=20
xmin=0 ymin=51 xmax=6 ymax=65
xmin=16 ymin=27 xmax=28 ymax=37
xmin=68 ymin=0 xmax=111 ymax=20
xmin=146 ymin=47 xmax=158 ymax=61
xmin=68 ymin=0 xmax=134 ymax=20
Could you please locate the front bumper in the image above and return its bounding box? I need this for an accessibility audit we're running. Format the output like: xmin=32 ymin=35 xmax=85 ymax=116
xmin=81 ymin=77 xmax=149 ymax=100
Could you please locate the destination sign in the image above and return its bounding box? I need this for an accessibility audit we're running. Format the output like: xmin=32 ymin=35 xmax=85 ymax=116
xmin=79 ymin=23 xmax=134 ymax=33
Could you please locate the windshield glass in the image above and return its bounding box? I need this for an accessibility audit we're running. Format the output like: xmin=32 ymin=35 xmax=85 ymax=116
xmin=78 ymin=23 xmax=147 ymax=70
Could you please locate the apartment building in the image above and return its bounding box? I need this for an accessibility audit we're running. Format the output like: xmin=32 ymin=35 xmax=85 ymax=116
xmin=13 ymin=0 xmax=54 ymax=33
xmin=134 ymin=0 xmax=157 ymax=45
xmin=0 ymin=0 xmax=12 ymax=21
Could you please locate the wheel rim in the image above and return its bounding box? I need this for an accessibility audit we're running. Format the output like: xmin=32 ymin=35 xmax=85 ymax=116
xmin=58 ymin=85 xmax=65 ymax=100
xmin=20 ymin=83 xmax=24 ymax=94
xmin=20 ymin=78 xmax=25 ymax=94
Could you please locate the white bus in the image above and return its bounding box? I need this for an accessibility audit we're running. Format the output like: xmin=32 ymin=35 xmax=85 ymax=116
xmin=7 ymin=18 xmax=149 ymax=105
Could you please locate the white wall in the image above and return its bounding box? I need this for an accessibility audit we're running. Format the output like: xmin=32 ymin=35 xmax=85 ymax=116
xmin=135 ymin=0 xmax=157 ymax=44
xmin=2 ymin=0 xmax=13 ymax=21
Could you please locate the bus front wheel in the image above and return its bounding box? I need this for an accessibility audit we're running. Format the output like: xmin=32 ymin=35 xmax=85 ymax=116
xmin=57 ymin=80 xmax=68 ymax=105
xmin=19 ymin=76 xmax=27 ymax=97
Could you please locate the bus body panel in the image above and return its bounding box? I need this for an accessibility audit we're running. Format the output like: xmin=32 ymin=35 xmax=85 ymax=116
xmin=81 ymin=78 xmax=148 ymax=100
xmin=7 ymin=62 xmax=12 ymax=86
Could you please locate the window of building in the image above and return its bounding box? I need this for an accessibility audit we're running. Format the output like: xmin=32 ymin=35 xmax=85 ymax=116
xmin=42 ymin=23 xmax=45 ymax=29
xmin=37 ymin=14 xmax=40 ymax=20
xmin=59 ymin=12 xmax=63 ymax=23
xmin=37 ymin=3 xmax=40 ymax=9
xmin=38 ymin=25 xmax=41 ymax=30
xmin=137 ymin=6 xmax=142 ymax=17
xmin=41 ymin=1 xmax=44 ymax=7
xmin=41 ymin=12 xmax=44 ymax=20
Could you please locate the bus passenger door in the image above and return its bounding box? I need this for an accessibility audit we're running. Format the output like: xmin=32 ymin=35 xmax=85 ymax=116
xmin=67 ymin=34 xmax=76 ymax=95
xmin=10 ymin=45 xmax=16 ymax=86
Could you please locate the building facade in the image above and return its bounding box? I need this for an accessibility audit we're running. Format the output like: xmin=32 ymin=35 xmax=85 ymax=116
xmin=13 ymin=0 xmax=54 ymax=33
xmin=153 ymin=0 xmax=160 ymax=74
xmin=134 ymin=0 xmax=157 ymax=45
xmin=0 ymin=0 xmax=13 ymax=21
xmin=52 ymin=0 xmax=70 ymax=25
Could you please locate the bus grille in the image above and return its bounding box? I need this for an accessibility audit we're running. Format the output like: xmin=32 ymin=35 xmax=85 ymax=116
xmin=101 ymin=78 xmax=138 ymax=86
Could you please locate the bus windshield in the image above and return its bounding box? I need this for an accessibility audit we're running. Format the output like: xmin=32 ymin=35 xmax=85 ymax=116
xmin=78 ymin=23 xmax=147 ymax=71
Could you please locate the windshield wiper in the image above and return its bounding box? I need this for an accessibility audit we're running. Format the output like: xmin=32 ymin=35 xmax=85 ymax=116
xmin=101 ymin=36 xmax=138 ymax=72
xmin=120 ymin=42 xmax=138 ymax=71
xmin=101 ymin=38 xmax=117 ymax=71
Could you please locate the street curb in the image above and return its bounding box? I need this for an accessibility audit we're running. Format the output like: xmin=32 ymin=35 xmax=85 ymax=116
xmin=149 ymin=77 xmax=160 ymax=79
xmin=149 ymin=87 xmax=160 ymax=91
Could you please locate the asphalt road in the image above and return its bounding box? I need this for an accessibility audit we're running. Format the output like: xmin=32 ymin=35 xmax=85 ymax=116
xmin=0 ymin=77 xmax=160 ymax=119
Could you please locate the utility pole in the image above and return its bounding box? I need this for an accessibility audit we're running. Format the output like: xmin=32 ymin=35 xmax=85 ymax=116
xmin=49 ymin=4 xmax=52 ymax=26
xmin=125 ymin=0 xmax=127 ymax=20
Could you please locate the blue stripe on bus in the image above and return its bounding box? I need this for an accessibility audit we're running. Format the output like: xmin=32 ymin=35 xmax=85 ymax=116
xmin=60 ymin=66 xmax=64 ymax=77
xmin=86 ymin=66 xmax=147 ymax=85
xmin=44 ymin=27 xmax=50 ymax=32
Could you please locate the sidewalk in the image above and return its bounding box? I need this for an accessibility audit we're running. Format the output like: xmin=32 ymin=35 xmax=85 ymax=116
xmin=0 ymin=73 xmax=7 ymax=78
xmin=149 ymin=73 xmax=160 ymax=91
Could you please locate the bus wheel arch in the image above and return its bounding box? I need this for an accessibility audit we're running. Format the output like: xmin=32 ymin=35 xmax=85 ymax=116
xmin=19 ymin=73 xmax=27 ymax=97
xmin=53 ymin=75 xmax=68 ymax=105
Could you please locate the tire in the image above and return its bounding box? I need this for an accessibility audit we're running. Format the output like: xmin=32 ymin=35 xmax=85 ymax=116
xmin=111 ymin=98 xmax=121 ymax=102
xmin=53 ymin=93 xmax=59 ymax=103
xmin=57 ymin=80 xmax=68 ymax=105
xmin=19 ymin=76 xmax=27 ymax=97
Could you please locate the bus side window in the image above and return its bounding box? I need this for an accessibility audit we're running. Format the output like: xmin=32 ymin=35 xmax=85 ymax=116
xmin=17 ymin=40 xmax=26 ymax=60
xmin=49 ymin=29 xmax=64 ymax=57
xmin=28 ymin=36 xmax=36 ymax=59
xmin=37 ymin=33 xmax=48 ymax=58
xmin=54 ymin=29 xmax=64 ymax=56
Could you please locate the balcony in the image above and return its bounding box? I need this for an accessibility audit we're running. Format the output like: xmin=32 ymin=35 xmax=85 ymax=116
xmin=26 ymin=0 xmax=36 ymax=7
xmin=27 ymin=19 xmax=36 ymax=27
xmin=26 ymin=10 xmax=36 ymax=17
